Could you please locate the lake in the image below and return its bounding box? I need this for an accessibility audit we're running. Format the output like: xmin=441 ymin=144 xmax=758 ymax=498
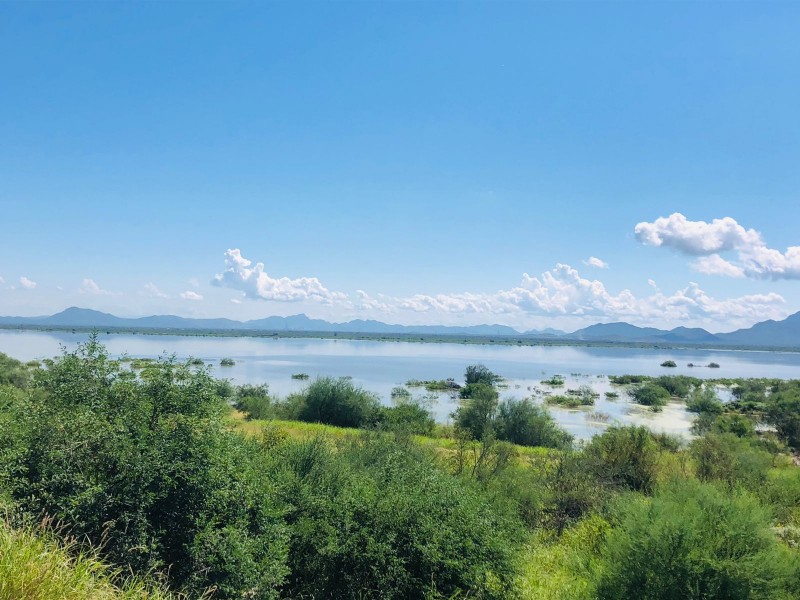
xmin=2 ymin=330 xmax=800 ymax=440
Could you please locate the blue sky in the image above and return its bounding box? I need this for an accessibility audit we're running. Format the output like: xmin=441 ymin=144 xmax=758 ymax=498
xmin=1 ymin=1 xmax=799 ymax=332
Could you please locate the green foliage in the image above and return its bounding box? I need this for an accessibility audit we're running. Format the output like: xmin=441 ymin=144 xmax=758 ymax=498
xmin=583 ymin=426 xmax=659 ymax=494
xmin=541 ymin=374 xmax=566 ymax=387
xmin=659 ymin=360 xmax=677 ymax=368
xmin=546 ymin=393 xmax=594 ymax=408
xmin=294 ymin=376 xmax=381 ymax=428
xmin=595 ymin=479 xmax=799 ymax=600
xmin=453 ymin=383 xmax=499 ymax=440
xmin=690 ymin=433 xmax=771 ymax=490
xmin=219 ymin=357 xmax=235 ymax=367
xmin=0 ymin=522 xmax=177 ymax=600
xmin=686 ymin=386 xmax=723 ymax=415
xmin=495 ymin=398 xmax=573 ymax=449
xmin=653 ymin=375 xmax=700 ymax=398
xmin=464 ymin=363 xmax=500 ymax=386
xmin=290 ymin=372 xmax=310 ymax=380
xmin=275 ymin=435 xmax=520 ymax=599
xmin=236 ymin=383 xmax=274 ymax=420
xmin=766 ymin=387 xmax=800 ymax=448
xmin=608 ymin=374 xmax=650 ymax=385
xmin=1 ymin=336 xmax=289 ymax=599
xmin=379 ymin=400 xmax=436 ymax=436
xmin=628 ymin=382 xmax=670 ymax=409
xmin=0 ymin=352 xmax=33 ymax=388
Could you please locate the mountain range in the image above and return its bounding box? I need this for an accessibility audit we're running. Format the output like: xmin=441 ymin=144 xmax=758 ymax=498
xmin=0 ymin=306 xmax=798 ymax=348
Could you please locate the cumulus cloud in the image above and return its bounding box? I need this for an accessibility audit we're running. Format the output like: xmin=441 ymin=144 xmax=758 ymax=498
xmin=582 ymin=256 xmax=609 ymax=269
xmin=385 ymin=263 xmax=788 ymax=325
xmin=143 ymin=282 xmax=169 ymax=299
xmin=635 ymin=213 xmax=800 ymax=279
xmin=19 ymin=276 xmax=37 ymax=290
xmin=80 ymin=278 xmax=119 ymax=296
xmin=209 ymin=249 xmax=790 ymax=328
xmin=180 ymin=291 xmax=203 ymax=301
xmin=212 ymin=249 xmax=347 ymax=304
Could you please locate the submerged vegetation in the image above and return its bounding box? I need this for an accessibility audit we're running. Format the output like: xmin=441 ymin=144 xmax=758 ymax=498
xmin=0 ymin=341 xmax=798 ymax=599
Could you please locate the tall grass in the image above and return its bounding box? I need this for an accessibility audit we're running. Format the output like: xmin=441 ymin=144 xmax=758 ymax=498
xmin=0 ymin=521 xmax=177 ymax=600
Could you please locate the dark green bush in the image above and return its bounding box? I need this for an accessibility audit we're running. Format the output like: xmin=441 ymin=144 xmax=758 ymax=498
xmin=583 ymin=426 xmax=659 ymax=494
xmin=495 ymin=398 xmax=572 ymax=449
xmin=294 ymin=376 xmax=381 ymax=428
xmin=690 ymin=433 xmax=771 ymax=490
xmin=464 ymin=364 xmax=500 ymax=386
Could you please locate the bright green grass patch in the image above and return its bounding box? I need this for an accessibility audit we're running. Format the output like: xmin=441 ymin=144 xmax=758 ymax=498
xmin=0 ymin=522 xmax=176 ymax=600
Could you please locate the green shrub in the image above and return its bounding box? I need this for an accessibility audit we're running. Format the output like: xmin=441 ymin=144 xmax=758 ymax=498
xmin=595 ymin=479 xmax=799 ymax=600
xmin=690 ymin=433 xmax=771 ymax=490
xmin=629 ymin=382 xmax=670 ymax=409
xmin=453 ymin=383 xmax=499 ymax=440
xmin=495 ymin=398 xmax=572 ymax=449
xmin=295 ymin=376 xmax=381 ymax=428
xmin=583 ymin=426 xmax=659 ymax=494
xmin=659 ymin=360 xmax=677 ymax=368
xmin=1 ymin=337 xmax=289 ymax=599
xmin=276 ymin=436 xmax=520 ymax=599
xmin=766 ymin=388 xmax=800 ymax=448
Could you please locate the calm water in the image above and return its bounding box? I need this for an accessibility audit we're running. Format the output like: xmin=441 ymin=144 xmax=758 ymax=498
xmin=3 ymin=330 xmax=800 ymax=440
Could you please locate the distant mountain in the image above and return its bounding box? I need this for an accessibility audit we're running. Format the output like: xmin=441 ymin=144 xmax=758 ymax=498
xmin=1 ymin=307 xmax=798 ymax=349
xmin=717 ymin=311 xmax=800 ymax=347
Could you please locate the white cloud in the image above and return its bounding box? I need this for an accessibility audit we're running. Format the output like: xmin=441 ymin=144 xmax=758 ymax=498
xmin=582 ymin=256 xmax=609 ymax=269
xmin=212 ymin=249 xmax=347 ymax=304
xmin=356 ymin=290 xmax=394 ymax=313
xmin=230 ymin=298 xmax=242 ymax=304
xmin=143 ymin=282 xmax=169 ymax=298
xmin=691 ymin=254 xmax=745 ymax=278
xmin=180 ymin=291 xmax=203 ymax=301
xmin=80 ymin=278 xmax=119 ymax=296
xmin=19 ymin=276 xmax=37 ymax=290
xmin=635 ymin=213 xmax=800 ymax=280
xmin=0 ymin=276 xmax=4 ymax=284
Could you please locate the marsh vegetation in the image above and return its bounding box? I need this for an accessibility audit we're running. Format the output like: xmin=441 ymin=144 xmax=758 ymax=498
xmin=0 ymin=340 xmax=798 ymax=599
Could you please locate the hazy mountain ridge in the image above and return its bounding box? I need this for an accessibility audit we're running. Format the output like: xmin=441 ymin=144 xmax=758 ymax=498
xmin=0 ymin=306 xmax=798 ymax=348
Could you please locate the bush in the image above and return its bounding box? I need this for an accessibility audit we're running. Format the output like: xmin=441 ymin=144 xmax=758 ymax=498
xmin=653 ymin=375 xmax=700 ymax=398
xmin=295 ymin=376 xmax=381 ymax=428
xmin=379 ymin=401 xmax=436 ymax=436
xmin=276 ymin=436 xmax=520 ymax=599
xmin=583 ymin=426 xmax=659 ymax=494
xmin=659 ymin=360 xmax=677 ymax=368
xmin=236 ymin=384 xmax=274 ymax=420
xmin=595 ymin=479 xmax=799 ymax=600
xmin=453 ymin=383 xmax=499 ymax=440
xmin=1 ymin=337 xmax=289 ymax=599
xmin=690 ymin=433 xmax=771 ymax=490
xmin=766 ymin=388 xmax=800 ymax=448
xmin=0 ymin=353 xmax=33 ymax=389
xmin=495 ymin=398 xmax=572 ymax=449
xmin=220 ymin=358 xmax=235 ymax=367
xmin=629 ymin=382 xmax=670 ymax=409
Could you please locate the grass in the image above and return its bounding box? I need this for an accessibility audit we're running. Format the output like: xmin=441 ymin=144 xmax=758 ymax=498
xmin=225 ymin=409 xmax=553 ymax=461
xmin=0 ymin=521 xmax=177 ymax=600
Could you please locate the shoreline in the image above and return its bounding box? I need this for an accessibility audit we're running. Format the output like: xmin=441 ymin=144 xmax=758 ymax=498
xmin=1 ymin=323 xmax=799 ymax=354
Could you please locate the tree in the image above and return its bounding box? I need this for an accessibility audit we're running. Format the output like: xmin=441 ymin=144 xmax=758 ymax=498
xmin=464 ymin=364 xmax=500 ymax=386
